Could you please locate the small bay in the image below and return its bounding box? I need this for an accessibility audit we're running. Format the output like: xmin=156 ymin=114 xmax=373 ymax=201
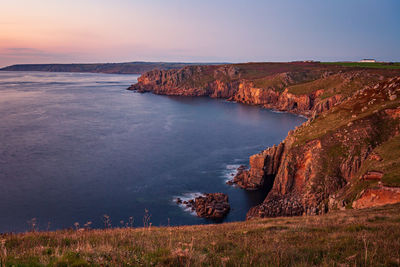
xmin=0 ymin=71 xmax=305 ymax=232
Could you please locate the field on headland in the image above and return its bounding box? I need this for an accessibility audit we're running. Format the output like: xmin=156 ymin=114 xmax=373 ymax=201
xmin=322 ymin=62 xmax=400 ymax=69
xmin=1 ymin=204 xmax=400 ymax=266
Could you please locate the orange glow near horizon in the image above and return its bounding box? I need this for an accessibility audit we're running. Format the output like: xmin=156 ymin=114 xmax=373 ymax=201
xmin=1 ymin=0 xmax=400 ymax=67
xmin=0 ymin=1 xmax=173 ymax=66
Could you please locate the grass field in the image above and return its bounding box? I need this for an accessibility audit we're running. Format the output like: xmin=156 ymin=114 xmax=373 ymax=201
xmin=322 ymin=62 xmax=400 ymax=69
xmin=1 ymin=204 xmax=400 ymax=266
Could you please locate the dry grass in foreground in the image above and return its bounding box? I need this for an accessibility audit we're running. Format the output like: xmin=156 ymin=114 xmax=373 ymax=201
xmin=1 ymin=204 xmax=400 ymax=266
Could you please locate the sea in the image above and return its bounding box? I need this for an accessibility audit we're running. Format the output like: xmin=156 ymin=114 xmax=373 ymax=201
xmin=0 ymin=71 xmax=305 ymax=232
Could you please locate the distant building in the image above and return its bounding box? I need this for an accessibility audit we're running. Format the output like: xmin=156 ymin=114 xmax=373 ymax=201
xmin=359 ymin=59 xmax=376 ymax=63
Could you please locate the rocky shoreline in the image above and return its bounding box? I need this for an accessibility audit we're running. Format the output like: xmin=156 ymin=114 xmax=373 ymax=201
xmin=130 ymin=63 xmax=400 ymax=220
xmin=176 ymin=193 xmax=230 ymax=219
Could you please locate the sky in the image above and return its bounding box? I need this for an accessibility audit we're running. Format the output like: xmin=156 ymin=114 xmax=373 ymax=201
xmin=0 ymin=0 xmax=399 ymax=67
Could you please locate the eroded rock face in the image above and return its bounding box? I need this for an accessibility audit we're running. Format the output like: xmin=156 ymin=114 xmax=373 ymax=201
xmin=231 ymin=81 xmax=280 ymax=107
xmin=247 ymin=195 xmax=305 ymax=218
xmin=129 ymin=65 xmax=353 ymax=118
xmin=246 ymin=139 xmax=327 ymax=218
xmin=229 ymin=82 xmax=342 ymax=117
xmin=130 ymin=65 xmax=400 ymax=219
xmin=181 ymin=193 xmax=230 ymax=219
xmin=128 ymin=66 xmax=213 ymax=96
xmin=232 ymin=143 xmax=285 ymax=190
xmin=247 ymin=78 xmax=400 ymax=219
xmin=313 ymin=94 xmax=343 ymax=114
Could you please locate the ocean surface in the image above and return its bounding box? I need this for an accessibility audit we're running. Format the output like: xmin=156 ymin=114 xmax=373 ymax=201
xmin=0 ymin=71 xmax=305 ymax=233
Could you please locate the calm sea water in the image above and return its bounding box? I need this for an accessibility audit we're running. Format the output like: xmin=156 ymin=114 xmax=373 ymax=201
xmin=0 ymin=71 xmax=305 ymax=233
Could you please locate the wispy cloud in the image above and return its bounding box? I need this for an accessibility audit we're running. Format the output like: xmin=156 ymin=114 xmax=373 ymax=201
xmin=1 ymin=47 xmax=57 ymax=58
xmin=0 ymin=47 xmax=82 ymax=67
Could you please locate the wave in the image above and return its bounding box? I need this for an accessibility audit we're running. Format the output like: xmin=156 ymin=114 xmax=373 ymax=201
xmin=221 ymin=164 xmax=242 ymax=183
xmin=172 ymin=192 xmax=205 ymax=216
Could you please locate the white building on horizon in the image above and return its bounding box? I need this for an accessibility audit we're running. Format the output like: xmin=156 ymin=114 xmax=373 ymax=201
xmin=359 ymin=59 xmax=376 ymax=63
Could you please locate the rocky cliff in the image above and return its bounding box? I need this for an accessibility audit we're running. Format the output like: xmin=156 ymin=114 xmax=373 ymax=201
xmin=129 ymin=62 xmax=400 ymax=219
xmin=246 ymin=76 xmax=400 ymax=218
xmin=233 ymin=143 xmax=285 ymax=189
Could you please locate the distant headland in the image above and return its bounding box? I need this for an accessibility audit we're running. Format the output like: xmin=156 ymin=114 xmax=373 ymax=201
xmin=0 ymin=62 xmax=225 ymax=75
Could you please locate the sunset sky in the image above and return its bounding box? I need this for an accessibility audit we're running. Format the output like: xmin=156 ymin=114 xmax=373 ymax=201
xmin=1 ymin=0 xmax=399 ymax=67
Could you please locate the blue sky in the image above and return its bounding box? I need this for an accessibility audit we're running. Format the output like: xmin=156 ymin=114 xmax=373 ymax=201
xmin=0 ymin=0 xmax=399 ymax=66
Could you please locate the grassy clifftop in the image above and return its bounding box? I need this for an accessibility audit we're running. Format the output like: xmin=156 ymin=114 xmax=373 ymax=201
xmin=1 ymin=204 xmax=400 ymax=266
xmin=322 ymin=62 xmax=400 ymax=69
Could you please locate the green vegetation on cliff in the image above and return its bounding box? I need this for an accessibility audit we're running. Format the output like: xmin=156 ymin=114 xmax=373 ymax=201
xmin=356 ymin=135 xmax=400 ymax=187
xmin=322 ymin=62 xmax=400 ymax=69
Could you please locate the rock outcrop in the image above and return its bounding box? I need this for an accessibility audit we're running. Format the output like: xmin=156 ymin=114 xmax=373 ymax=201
xmin=180 ymin=193 xmax=230 ymax=219
xmin=232 ymin=143 xmax=285 ymax=189
xmin=352 ymin=186 xmax=400 ymax=209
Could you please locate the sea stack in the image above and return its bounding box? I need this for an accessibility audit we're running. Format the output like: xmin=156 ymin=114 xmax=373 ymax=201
xmin=182 ymin=193 xmax=231 ymax=219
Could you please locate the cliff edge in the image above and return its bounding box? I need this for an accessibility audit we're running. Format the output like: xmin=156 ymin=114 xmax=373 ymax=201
xmin=129 ymin=62 xmax=400 ymax=219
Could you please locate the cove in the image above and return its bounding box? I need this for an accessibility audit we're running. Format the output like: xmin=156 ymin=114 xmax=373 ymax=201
xmin=0 ymin=71 xmax=305 ymax=233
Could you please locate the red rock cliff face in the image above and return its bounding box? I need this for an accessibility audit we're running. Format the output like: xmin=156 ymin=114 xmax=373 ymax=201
xmin=230 ymin=81 xmax=280 ymax=106
xmin=129 ymin=65 xmax=351 ymax=117
xmin=231 ymin=84 xmax=345 ymax=117
xmin=246 ymin=78 xmax=400 ymax=219
xmin=130 ymin=64 xmax=400 ymax=219
xmin=129 ymin=67 xmax=214 ymax=96
xmin=233 ymin=143 xmax=285 ymax=189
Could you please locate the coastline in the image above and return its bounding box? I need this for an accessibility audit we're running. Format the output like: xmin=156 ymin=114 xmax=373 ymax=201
xmin=2 ymin=71 xmax=306 ymax=233
xmin=129 ymin=62 xmax=400 ymax=220
xmin=0 ymin=64 xmax=399 ymax=265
